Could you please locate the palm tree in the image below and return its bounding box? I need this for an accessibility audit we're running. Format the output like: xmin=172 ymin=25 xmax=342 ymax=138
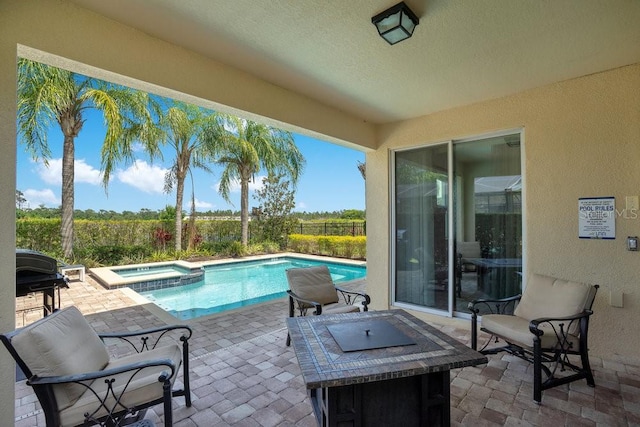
xmin=216 ymin=116 xmax=305 ymax=246
xmin=17 ymin=59 xmax=158 ymax=259
xmin=357 ymin=160 xmax=366 ymax=180
xmin=158 ymin=102 xmax=226 ymax=251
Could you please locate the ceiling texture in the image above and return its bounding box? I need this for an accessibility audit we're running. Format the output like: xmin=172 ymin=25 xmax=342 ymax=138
xmin=69 ymin=0 xmax=640 ymax=124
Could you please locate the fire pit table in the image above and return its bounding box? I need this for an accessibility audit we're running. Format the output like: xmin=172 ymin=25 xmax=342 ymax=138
xmin=286 ymin=309 xmax=487 ymax=426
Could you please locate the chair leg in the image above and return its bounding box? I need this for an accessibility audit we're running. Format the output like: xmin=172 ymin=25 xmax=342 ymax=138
xmin=470 ymin=311 xmax=478 ymax=351
xmin=182 ymin=338 xmax=192 ymax=407
xmin=163 ymin=380 xmax=173 ymax=427
xmin=580 ymin=341 xmax=595 ymax=388
xmin=533 ymin=336 xmax=542 ymax=403
xmin=286 ymin=296 xmax=294 ymax=346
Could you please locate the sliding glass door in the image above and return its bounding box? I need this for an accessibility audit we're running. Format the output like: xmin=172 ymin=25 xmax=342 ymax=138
xmin=392 ymin=133 xmax=523 ymax=316
xmin=394 ymin=143 xmax=450 ymax=312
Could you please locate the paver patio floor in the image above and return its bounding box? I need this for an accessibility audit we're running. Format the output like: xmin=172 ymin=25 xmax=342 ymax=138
xmin=13 ymin=271 xmax=640 ymax=426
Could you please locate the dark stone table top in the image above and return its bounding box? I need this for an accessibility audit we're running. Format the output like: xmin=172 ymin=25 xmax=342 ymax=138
xmin=286 ymin=309 xmax=488 ymax=389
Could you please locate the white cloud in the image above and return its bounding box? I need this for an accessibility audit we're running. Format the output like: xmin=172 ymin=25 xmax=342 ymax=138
xmin=75 ymin=159 xmax=103 ymax=185
xmin=193 ymin=198 xmax=213 ymax=209
xmin=116 ymin=160 xmax=168 ymax=194
xmin=131 ymin=142 xmax=145 ymax=152
xmin=35 ymin=158 xmax=61 ymax=185
xmin=250 ymin=175 xmax=266 ymax=192
xmin=35 ymin=158 xmax=103 ymax=185
xmin=296 ymin=201 xmax=307 ymax=210
xmin=23 ymin=188 xmax=60 ymax=208
xmin=222 ymin=117 xmax=246 ymax=134
xmin=214 ymin=175 xmax=266 ymax=193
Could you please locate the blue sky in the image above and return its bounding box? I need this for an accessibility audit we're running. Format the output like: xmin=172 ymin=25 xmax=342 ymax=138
xmin=16 ymin=109 xmax=366 ymax=213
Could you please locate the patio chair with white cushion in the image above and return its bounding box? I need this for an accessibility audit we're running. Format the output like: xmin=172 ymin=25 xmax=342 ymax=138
xmin=285 ymin=265 xmax=370 ymax=346
xmin=1 ymin=306 xmax=192 ymax=427
xmin=468 ymin=273 xmax=598 ymax=403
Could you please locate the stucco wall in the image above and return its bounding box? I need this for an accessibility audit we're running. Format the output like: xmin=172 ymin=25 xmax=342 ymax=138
xmin=367 ymin=63 xmax=640 ymax=360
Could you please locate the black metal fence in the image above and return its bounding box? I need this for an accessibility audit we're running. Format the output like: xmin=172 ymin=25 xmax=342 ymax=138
xmin=295 ymin=222 xmax=366 ymax=236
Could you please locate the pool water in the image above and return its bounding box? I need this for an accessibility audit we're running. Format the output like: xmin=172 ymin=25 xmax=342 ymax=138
xmin=139 ymin=257 xmax=366 ymax=320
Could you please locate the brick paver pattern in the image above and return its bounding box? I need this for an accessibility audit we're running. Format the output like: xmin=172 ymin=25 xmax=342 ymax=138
xmin=13 ymin=273 xmax=640 ymax=426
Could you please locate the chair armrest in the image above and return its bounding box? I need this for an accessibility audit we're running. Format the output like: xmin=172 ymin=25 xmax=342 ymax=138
xmin=99 ymin=324 xmax=192 ymax=339
xmin=335 ymin=286 xmax=371 ymax=309
xmin=468 ymin=294 xmax=522 ymax=315
xmin=99 ymin=325 xmax=192 ymax=353
xmin=28 ymin=357 xmax=177 ymax=386
xmin=287 ymin=290 xmax=322 ymax=314
xmin=528 ymin=310 xmax=594 ymax=336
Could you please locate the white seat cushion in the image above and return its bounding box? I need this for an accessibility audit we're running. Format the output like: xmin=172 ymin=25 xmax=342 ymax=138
xmin=322 ymin=302 xmax=362 ymax=315
xmin=481 ymin=314 xmax=579 ymax=349
xmin=59 ymin=344 xmax=182 ymax=426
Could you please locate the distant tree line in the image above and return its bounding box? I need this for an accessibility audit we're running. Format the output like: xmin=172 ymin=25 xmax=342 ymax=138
xmin=16 ymin=175 xmax=366 ymax=266
xmin=16 ymin=190 xmax=365 ymax=221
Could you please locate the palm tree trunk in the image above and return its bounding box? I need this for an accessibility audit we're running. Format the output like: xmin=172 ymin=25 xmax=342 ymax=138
xmin=240 ymin=178 xmax=249 ymax=246
xmin=61 ymin=134 xmax=75 ymax=259
xmin=175 ymin=177 xmax=184 ymax=251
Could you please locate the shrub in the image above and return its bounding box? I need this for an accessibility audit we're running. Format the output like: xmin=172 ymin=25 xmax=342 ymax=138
xmin=287 ymin=234 xmax=366 ymax=259
xmin=75 ymin=245 xmax=152 ymax=265
xmin=225 ymin=241 xmax=247 ymax=258
xmin=261 ymin=241 xmax=280 ymax=253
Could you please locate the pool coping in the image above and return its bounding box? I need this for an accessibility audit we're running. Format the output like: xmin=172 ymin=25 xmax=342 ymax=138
xmin=91 ymin=259 xmax=201 ymax=288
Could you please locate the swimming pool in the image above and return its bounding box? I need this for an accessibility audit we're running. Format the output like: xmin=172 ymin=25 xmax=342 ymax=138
xmin=138 ymin=256 xmax=366 ymax=320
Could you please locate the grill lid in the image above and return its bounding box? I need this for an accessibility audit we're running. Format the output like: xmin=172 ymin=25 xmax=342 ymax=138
xmin=16 ymin=249 xmax=58 ymax=277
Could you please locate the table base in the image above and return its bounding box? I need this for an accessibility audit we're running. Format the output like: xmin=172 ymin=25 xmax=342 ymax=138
xmin=310 ymin=370 xmax=450 ymax=427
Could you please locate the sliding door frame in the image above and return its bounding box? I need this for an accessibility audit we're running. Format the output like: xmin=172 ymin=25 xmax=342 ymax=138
xmin=390 ymin=128 xmax=526 ymax=319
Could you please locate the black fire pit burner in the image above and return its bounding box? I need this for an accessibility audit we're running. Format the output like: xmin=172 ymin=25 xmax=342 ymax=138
xmin=326 ymin=319 xmax=416 ymax=352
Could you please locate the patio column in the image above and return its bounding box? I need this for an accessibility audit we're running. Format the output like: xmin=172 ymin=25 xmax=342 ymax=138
xmin=0 ymin=5 xmax=18 ymax=423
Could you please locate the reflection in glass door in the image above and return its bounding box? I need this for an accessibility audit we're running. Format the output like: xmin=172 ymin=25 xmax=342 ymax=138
xmin=392 ymin=133 xmax=523 ymax=316
xmin=453 ymin=135 xmax=522 ymax=313
xmin=394 ymin=144 xmax=449 ymax=312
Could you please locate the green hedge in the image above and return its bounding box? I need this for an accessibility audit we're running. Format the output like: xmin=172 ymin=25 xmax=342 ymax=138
xmin=16 ymin=218 xmax=61 ymax=254
xmin=15 ymin=219 xmax=367 ymax=264
xmin=287 ymin=234 xmax=366 ymax=259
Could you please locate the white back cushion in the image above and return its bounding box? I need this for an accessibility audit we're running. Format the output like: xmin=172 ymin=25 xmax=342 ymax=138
xmin=514 ymin=273 xmax=596 ymax=335
xmin=12 ymin=306 xmax=110 ymax=410
xmin=286 ymin=265 xmax=339 ymax=306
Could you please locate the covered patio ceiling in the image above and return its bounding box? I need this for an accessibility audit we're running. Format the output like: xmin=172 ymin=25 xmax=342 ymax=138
xmin=68 ymin=0 xmax=640 ymax=124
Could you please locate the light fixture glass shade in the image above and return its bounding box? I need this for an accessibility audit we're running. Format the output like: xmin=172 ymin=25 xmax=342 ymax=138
xmin=372 ymin=2 xmax=419 ymax=45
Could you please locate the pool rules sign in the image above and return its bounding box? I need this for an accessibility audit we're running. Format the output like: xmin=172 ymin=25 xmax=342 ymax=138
xmin=579 ymin=197 xmax=616 ymax=239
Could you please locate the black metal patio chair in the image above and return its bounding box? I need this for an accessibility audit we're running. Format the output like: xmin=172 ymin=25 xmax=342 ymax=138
xmin=468 ymin=273 xmax=598 ymax=403
xmin=285 ymin=265 xmax=370 ymax=346
xmin=1 ymin=306 xmax=192 ymax=426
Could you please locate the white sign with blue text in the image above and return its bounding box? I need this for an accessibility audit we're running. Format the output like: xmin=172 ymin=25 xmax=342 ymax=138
xmin=579 ymin=197 xmax=615 ymax=239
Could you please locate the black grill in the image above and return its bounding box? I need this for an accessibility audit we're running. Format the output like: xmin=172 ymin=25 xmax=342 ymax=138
xmin=16 ymin=249 xmax=68 ymax=316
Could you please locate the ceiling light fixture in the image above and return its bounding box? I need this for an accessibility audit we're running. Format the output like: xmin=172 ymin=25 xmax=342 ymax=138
xmin=371 ymin=2 xmax=420 ymax=45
